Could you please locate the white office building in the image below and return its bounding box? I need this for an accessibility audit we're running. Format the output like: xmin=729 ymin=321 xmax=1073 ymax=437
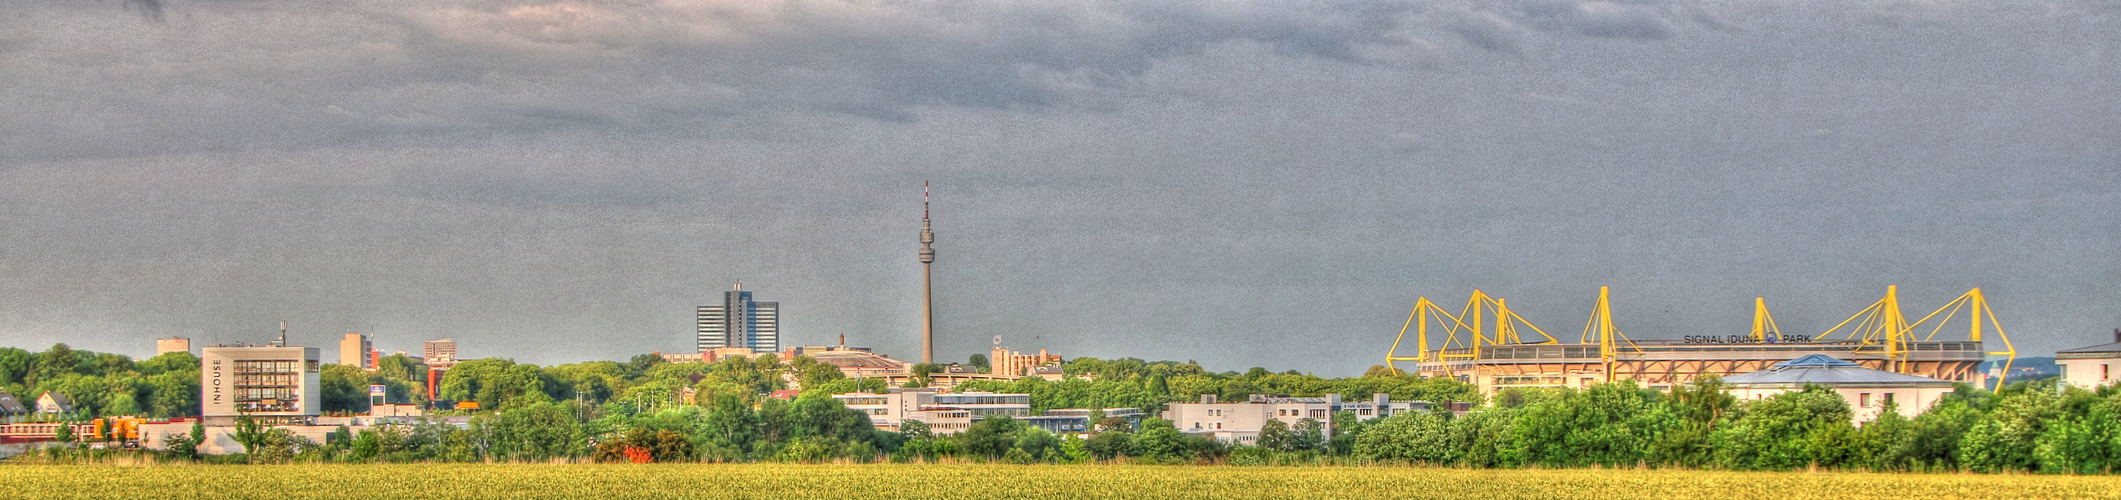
xmin=200 ymin=345 xmax=321 ymax=426
xmin=1162 ymin=393 xmax=1434 ymax=445
xmin=832 ymin=389 xmax=1031 ymax=435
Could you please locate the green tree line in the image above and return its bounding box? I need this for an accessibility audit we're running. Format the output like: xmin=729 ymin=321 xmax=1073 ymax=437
xmin=1338 ymin=377 xmax=2121 ymax=473
xmin=0 ymin=344 xmax=198 ymax=419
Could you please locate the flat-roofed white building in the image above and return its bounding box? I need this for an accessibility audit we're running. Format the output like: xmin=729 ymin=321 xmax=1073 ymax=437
xmin=201 ymin=345 xmax=321 ymax=426
xmin=1721 ymin=354 xmax=1955 ymax=423
xmin=1162 ymin=394 xmax=1433 ymax=446
xmin=2057 ymin=329 xmax=2121 ymax=389
xmin=832 ymin=389 xmax=1031 ymax=435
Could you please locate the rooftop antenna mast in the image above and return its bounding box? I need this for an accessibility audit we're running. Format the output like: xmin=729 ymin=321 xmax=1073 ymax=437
xmin=276 ymin=321 xmax=288 ymax=347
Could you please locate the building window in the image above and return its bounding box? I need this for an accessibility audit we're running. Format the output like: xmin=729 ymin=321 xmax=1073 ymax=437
xmin=1859 ymin=393 xmax=1871 ymax=408
xmin=2105 ymin=364 xmax=2111 ymax=381
xmin=1883 ymin=392 xmax=1895 ymax=405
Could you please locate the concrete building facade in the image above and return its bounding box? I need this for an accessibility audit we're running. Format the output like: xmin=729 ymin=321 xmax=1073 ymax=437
xmin=201 ymin=345 xmax=321 ymax=426
xmin=423 ymin=338 xmax=458 ymax=365
xmin=1720 ymin=354 xmax=1955 ymax=423
xmin=1162 ymin=394 xmax=1433 ymax=445
xmin=833 ymin=389 xmax=1032 ymax=435
xmin=339 ymin=333 xmax=374 ymax=370
xmin=155 ymin=338 xmax=191 ymax=357
xmin=785 ymin=346 xmax=910 ymax=379
xmin=989 ymin=346 xmax=1063 ymax=378
xmin=698 ymin=284 xmax=780 ymax=354
xmin=2057 ymin=329 xmax=2121 ymax=389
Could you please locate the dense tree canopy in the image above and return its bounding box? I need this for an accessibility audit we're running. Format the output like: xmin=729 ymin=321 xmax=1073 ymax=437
xmin=8 ymin=341 xmax=2121 ymax=473
xmin=0 ymin=345 xmax=198 ymax=419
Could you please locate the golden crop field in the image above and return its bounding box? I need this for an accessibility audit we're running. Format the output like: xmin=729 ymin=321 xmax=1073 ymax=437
xmin=3 ymin=464 xmax=2118 ymax=500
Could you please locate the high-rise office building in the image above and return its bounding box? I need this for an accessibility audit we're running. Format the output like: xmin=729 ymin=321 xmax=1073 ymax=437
xmin=423 ymin=338 xmax=458 ymax=364
xmin=339 ymin=333 xmax=374 ymax=370
xmin=697 ymin=283 xmax=779 ymax=353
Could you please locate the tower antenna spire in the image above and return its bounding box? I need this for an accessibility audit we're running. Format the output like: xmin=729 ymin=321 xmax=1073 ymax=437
xmin=919 ymin=181 xmax=936 ymax=364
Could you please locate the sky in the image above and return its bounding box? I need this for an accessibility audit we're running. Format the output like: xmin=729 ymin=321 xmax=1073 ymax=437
xmin=1 ymin=0 xmax=2116 ymax=376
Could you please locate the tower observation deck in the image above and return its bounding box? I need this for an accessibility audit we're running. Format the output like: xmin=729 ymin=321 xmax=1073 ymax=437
xmin=919 ymin=182 xmax=935 ymax=365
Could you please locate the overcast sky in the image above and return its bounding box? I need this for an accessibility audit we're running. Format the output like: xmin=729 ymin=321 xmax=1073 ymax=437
xmin=2 ymin=0 xmax=2116 ymax=376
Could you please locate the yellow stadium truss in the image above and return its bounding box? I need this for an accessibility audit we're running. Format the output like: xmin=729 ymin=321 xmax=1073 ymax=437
xmin=1386 ymin=286 xmax=2019 ymax=386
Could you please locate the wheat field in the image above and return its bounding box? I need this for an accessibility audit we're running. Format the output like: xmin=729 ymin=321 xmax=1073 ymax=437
xmin=4 ymin=464 xmax=2118 ymax=499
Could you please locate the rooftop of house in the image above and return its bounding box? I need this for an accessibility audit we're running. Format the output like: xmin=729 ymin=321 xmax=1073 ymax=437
xmin=1721 ymin=354 xmax=1955 ymax=388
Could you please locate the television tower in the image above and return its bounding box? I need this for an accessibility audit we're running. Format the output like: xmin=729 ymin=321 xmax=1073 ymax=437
xmin=919 ymin=181 xmax=936 ymax=365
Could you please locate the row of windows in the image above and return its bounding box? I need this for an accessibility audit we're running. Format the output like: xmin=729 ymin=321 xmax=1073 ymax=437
xmin=1856 ymin=392 xmax=1897 ymax=408
xmin=232 ymin=360 xmax=311 ymax=374
xmin=935 ymin=395 xmax=1031 ymax=405
xmin=1492 ymin=376 xmax=1568 ymax=386
xmin=233 ymin=374 xmax=302 ymax=386
xmin=234 ymin=388 xmax=301 ymax=403
xmin=1272 ymin=408 xmax=1328 ymax=418
xmin=1479 ymin=347 xmax=1602 ymax=360
xmin=234 ymin=401 xmax=300 ymax=413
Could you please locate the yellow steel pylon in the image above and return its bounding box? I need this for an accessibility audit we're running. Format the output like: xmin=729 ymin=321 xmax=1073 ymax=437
xmin=1905 ymin=288 xmax=2019 ymax=386
xmin=1820 ymin=285 xmax=1913 ymax=372
xmin=1749 ymin=297 xmax=1783 ymax=342
xmin=1578 ymin=286 xmax=1640 ymax=383
xmin=1385 ymin=290 xmax=1559 ymax=376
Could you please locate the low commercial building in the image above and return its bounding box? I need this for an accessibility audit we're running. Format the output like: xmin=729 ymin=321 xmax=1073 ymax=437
xmin=657 ymin=351 xmax=703 ymax=363
xmin=1032 ymin=365 xmax=1067 ymax=381
xmin=832 ymin=389 xmax=1032 ymax=435
xmin=790 ymin=346 xmax=910 ymax=379
xmin=702 ymin=347 xmax=760 ymax=363
xmin=155 ymin=338 xmax=191 ymax=357
xmin=201 ymin=344 xmax=322 ymax=426
xmin=1023 ymin=408 xmax=1145 ymax=436
xmin=1162 ymin=394 xmax=1435 ymax=445
xmin=2057 ymin=329 xmax=2121 ymax=389
xmin=1720 ymin=354 xmax=1955 ymax=423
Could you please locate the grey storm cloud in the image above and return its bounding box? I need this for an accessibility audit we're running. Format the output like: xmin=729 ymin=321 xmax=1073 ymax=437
xmin=1 ymin=0 xmax=1727 ymax=162
xmin=1 ymin=0 xmax=2117 ymax=374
